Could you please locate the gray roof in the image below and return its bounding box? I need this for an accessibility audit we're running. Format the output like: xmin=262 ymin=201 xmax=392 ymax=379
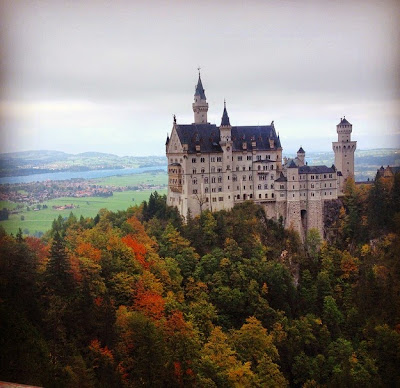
xmin=195 ymin=75 xmax=206 ymax=100
xmin=175 ymin=124 xmax=222 ymax=153
xmin=174 ymin=123 xmax=281 ymax=154
xmin=275 ymin=172 xmax=287 ymax=182
xmin=221 ymin=103 xmax=230 ymax=126
xmin=297 ymin=146 xmax=305 ymax=153
xmin=288 ymin=160 xmax=297 ymax=168
xmin=339 ymin=117 xmax=351 ymax=125
xmin=298 ymin=165 xmax=336 ymax=174
xmin=231 ymin=125 xmax=281 ymax=151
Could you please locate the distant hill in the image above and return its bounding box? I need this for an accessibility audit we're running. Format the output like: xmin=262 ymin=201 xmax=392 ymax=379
xmin=0 ymin=150 xmax=167 ymax=178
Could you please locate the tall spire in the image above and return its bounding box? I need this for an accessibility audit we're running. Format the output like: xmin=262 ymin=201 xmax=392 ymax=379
xmin=194 ymin=69 xmax=206 ymax=100
xmin=192 ymin=69 xmax=208 ymax=124
xmin=221 ymin=99 xmax=230 ymax=126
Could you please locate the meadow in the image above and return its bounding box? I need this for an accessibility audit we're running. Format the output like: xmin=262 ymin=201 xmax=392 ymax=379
xmin=0 ymin=171 xmax=168 ymax=236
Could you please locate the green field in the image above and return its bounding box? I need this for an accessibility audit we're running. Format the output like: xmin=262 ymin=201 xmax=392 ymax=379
xmin=94 ymin=171 xmax=167 ymax=186
xmin=0 ymin=189 xmax=167 ymax=236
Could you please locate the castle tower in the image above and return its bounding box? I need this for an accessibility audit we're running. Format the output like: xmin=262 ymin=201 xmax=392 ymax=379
xmin=332 ymin=117 xmax=357 ymax=193
xmin=192 ymin=71 xmax=208 ymax=124
xmin=297 ymin=146 xmax=305 ymax=166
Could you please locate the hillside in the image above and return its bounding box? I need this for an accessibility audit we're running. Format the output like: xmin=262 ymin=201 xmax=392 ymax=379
xmin=0 ymin=150 xmax=167 ymax=177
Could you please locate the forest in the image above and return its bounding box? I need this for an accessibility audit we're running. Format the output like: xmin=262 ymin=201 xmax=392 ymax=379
xmin=0 ymin=174 xmax=399 ymax=387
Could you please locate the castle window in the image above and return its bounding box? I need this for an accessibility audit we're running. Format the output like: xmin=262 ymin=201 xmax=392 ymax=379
xmin=205 ymin=187 xmax=209 ymax=193
xmin=270 ymin=165 xmax=274 ymax=170
xmin=217 ymin=157 xmax=222 ymax=162
xmin=258 ymin=165 xmax=261 ymax=171
xmin=250 ymin=194 xmax=253 ymax=198
xmin=329 ymin=174 xmax=333 ymax=178
xmin=280 ymin=185 xmax=284 ymax=189
xmin=219 ymin=197 xmax=223 ymax=201
xmin=259 ymin=194 xmax=262 ymax=198
xmin=192 ymin=158 xmax=196 ymax=163
xmin=237 ymin=194 xmax=240 ymax=199
xmin=243 ymin=186 xmax=246 ymax=190
xmin=280 ymin=193 xmax=284 ymax=197
xmin=271 ymin=174 xmax=274 ymax=179
xmin=293 ymin=185 xmax=295 ymax=189
xmin=248 ymin=166 xmax=251 ymax=171
xmin=311 ymin=175 xmax=314 ymax=179
xmin=238 ymin=156 xmax=242 ymax=161
xmin=217 ymin=167 xmax=222 ymax=172
xmin=324 ymin=174 xmax=326 ymax=178
xmin=258 ymin=184 xmax=261 ymax=189
xmin=228 ymin=175 xmax=230 ymax=180
xmin=211 ymin=167 xmax=215 ymax=173
xmin=293 ymin=194 xmax=295 ymax=197
xmin=257 ymin=155 xmax=261 ymax=161
xmin=204 ymin=177 xmax=208 ymax=183
xmin=212 ymin=197 xmax=216 ymax=202
xmin=311 ymin=184 xmax=314 ymax=188
xmin=218 ymin=176 xmax=222 ymax=183
xmin=237 ymin=186 xmax=239 ymax=190
xmin=212 ymin=188 xmax=216 ymax=192
xmin=249 ymin=175 xmax=252 ymax=180
xmin=243 ymin=176 xmax=246 ymax=181
xmin=247 ymin=155 xmax=252 ymax=160
xmin=206 ymin=197 xmax=209 ymax=202
xmin=211 ymin=177 xmax=216 ymax=183
xmin=233 ymin=175 xmax=237 ymax=182
xmin=218 ymin=187 xmax=222 ymax=192
xmin=193 ymin=189 xmax=197 ymax=194
xmin=266 ymin=194 xmax=269 ymax=198
xmin=201 ymin=168 xmax=205 ymax=173
xmin=193 ymin=178 xmax=197 ymax=184
xmin=201 ymin=157 xmax=205 ymax=163
xmin=271 ymin=193 xmax=274 ymax=198
xmin=193 ymin=169 xmax=197 ymax=174
xmin=271 ymin=184 xmax=274 ymax=189
xmin=293 ymin=176 xmax=295 ymax=180
xmin=242 ymin=166 xmax=246 ymax=171
xmin=227 ymin=165 xmax=230 ymax=170
xmin=264 ymin=184 xmax=268 ymax=189
xmin=236 ymin=166 xmax=239 ymax=171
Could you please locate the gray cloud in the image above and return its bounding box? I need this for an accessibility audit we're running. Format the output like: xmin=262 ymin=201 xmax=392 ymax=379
xmin=0 ymin=0 xmax=399 ymax=156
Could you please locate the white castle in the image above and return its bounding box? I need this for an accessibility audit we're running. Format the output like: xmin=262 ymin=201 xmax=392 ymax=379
xmin=166 ymin=73 xmax=356 ymax=239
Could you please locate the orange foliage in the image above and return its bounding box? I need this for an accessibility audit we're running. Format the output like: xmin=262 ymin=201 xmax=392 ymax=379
xmin=126 ymin=216 xmax=156 ymax=248
xmin=134 ymin=285 xmax=165 ymax=320
xmin=340 ymin=252 xmax=360 ymax=279
xmin=24 ymin=236 xmax=49 ymax=267
xmin=122 ymin=235 xmax=150 ymax=269
xmin=69 ymin=255 xmax=83 ymax=283
xmin=89 ymin=339 xmax=114 ymax=362
xmin=76 ymin=242 xmax=102 ymax=262
xmin=164 ymin=311 xmax=188 ymax=337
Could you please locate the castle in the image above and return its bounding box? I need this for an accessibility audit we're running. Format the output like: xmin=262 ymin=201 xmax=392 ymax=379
xmin=166 ymin=73 xmax=356 ymax=239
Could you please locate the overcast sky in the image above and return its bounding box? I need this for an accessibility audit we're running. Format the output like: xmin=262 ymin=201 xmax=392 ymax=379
xmin=0 ymin=0 xmax=399 ymax=157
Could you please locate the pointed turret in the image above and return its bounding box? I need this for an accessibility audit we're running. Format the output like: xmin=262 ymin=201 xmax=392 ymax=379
xmin=194 ymin=74 xmax=206 ymax=100
xmin=221 ymin=100 xmax=230 ymax=126
xmin=192 ymin=70 xmax=208 ymax=124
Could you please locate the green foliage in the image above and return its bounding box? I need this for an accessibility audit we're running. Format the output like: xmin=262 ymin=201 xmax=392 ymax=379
xmin=0 ymin=187 xmax=399 ymax=387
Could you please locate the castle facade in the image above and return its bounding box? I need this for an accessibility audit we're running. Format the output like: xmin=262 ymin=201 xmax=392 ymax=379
xmin=166 ymin=73 xmax=356 ymax=238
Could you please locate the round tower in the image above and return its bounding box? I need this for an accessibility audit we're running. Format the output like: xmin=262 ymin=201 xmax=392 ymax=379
xmin=192 ymin=70 xmax=208 ymax=124
xmin=332 ymin=117 xmax=357 ymax=193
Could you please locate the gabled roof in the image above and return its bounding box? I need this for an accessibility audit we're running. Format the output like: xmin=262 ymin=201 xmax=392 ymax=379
xmin=298 ymin=165 xmax=336 ymax=174
xmin=194 ymin=75 xmax=206 ymax=100
xmin=288 ymin=160 xmax=297 ymax=168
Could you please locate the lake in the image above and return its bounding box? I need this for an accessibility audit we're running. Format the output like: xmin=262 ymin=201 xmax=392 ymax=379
xmin=0 ymin=165 xmax=167 ymax=184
